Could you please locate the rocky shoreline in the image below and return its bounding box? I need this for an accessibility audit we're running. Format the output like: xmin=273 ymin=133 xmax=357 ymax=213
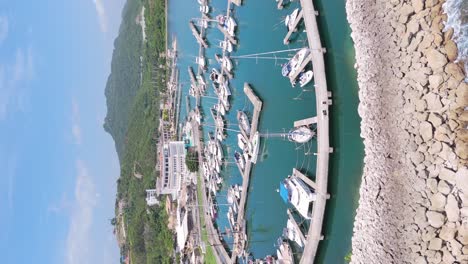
xmin=346 ymin=0 xmax=468 ymax=263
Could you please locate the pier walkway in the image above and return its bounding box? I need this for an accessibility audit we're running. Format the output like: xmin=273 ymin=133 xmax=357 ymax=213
xmin=189 ymin=21 xmax=208 ymax=48
xmin=192 ymin=119 xmax=232 ymax=264
xmin=230 ymin=83 xmax=263 ymax=262
xmin=298 ymin=0 xmax=331 ymax=263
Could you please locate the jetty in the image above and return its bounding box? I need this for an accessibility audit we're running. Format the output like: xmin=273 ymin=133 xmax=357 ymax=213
xmin=294 ymin=116 xmax=318 ymax=127
xmin=217 ymin=24 xmax=238 ymax=45
xmin=277 ymin=0 xmax=285 ymax=10
xmin=231 ymin=83 xmax=263 ymax=262
xmin=191 ymin=119 xmax=232 ymax=264
xmin=189 ymin=21 xmax=208 ymax=48
xmin=297 ymin=0 xmax=332 ymax=263
xmin=283 ymin=10 xmax=304 ymax=45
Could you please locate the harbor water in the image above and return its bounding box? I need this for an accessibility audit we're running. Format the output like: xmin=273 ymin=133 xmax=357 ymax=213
xmin=168 ymin=0 xmax=364 ymax=263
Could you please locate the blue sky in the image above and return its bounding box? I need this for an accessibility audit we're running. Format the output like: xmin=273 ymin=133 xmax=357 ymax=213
xmin=0 ymin=0 xmax=126 ymax=263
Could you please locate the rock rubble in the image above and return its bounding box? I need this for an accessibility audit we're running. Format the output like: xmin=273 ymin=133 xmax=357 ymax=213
xmin=346 ymin=0 xmax=468 ymax=263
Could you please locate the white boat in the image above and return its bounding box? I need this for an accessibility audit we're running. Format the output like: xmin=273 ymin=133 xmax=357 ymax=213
xmin=283 ymin=219 xmax=304 ymax=248
xmin=200 ymin=5 xmax=209 ymax=14
xmin=234 ymin=151 xmax=245 ymax=171
xmin=288 ymin=126 xmax=315 ymax=143
xmin=198 ymin=0 xmax=206 ymax=5
xmin=299 ymin=70 xmax=313 ymax=87
xmin=216 ymin=14 xmax=226 ymax=25
xmin=210 ymin=68 xmax=222 ymax=84
xmin=220 ymin=80 xmax=231 ymax=96
xmin=197 ymin=75 xmax=206 ymax=92
xmin=222 ymin=56 xmax=233 ymax=72
xmin=237 ymin=133 xmax=249 ymax=150
xmin=225 ymin=17 xmax=237 ymax=36
xmin=250 ymin=132 xmax=260 ymax=164
xmin=282 ymin=48 xmax=309 ymax=77
xmin=287 ymin=8 xmax=299 ymax=31
xmin=227 ymin=206 xmax=235 ymax=228
xmin=220 ymin=40 xmax=233 ymax=53
xmin=237 ymin=110 xmax=251 ymax=136
xmin=196 ymin=56 xmax=206 ymax=69
xmin=279 ymin=174 xmax=316 ymax=219
xmin=276 ymin=240 xmax=294 ymax=264
xmin=214 ymin=103 xmax=226 ymax=116
xmin=216 ymin=129 xmax=225 ymax=141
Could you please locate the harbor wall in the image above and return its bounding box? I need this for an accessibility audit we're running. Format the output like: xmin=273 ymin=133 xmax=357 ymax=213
xmin=346 ymin=0 xmax=468 ymax=263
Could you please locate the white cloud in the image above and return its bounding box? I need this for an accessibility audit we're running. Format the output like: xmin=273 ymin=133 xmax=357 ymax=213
xmin=0 ymin=47 xmax=34 ymax=120
xmin=66 ymin=160 xmax=98 ymax=264
xmin=0 ymin=16 xmax=9 ymax=44
xmin=71 ymin=99 xmax=82 ymax=145
xmin=93 ymin=0 xmax=108 ymax=33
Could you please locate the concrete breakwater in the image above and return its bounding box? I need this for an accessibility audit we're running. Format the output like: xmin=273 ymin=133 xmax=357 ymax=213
xmin=346 ymin=0 xmax=468 ymax=263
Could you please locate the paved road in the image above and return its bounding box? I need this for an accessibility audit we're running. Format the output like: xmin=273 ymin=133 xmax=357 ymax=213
xmin=298 ymin=0 xmax=331 ymax=263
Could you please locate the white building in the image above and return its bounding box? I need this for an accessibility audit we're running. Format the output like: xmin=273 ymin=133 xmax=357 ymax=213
xmin=145 ymin=189 xmax=159 ymax=206
xmin=157 ymin=141 xmax=188 ymax=201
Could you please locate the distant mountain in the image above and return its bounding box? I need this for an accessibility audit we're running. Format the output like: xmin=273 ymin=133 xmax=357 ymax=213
xmin=103 ymin=0 xmax=143 ymax=162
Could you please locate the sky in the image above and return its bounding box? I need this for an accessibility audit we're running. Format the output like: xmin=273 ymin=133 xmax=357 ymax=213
xmin=0 ymin=0 xmax=127 ymax=263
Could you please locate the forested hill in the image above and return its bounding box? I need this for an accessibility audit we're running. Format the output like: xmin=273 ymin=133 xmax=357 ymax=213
xmin=103 ymin=0 xmax=143 ymax=161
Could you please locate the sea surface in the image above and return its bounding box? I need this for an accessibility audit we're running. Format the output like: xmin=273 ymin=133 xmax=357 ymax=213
xmin=168 ymin=0 xmax=364 ymax=263
xmin=443 ymin=0 xmax=468 ymax=81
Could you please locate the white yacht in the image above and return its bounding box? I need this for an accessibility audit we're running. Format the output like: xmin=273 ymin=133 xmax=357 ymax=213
xmin=237 ymin=133 xmax=249 ymax=151
xmin=283 ymin=219 xmax=304 ymax=248
xmin=282 ymin=48 xmax=310 ymax=77
xmin=276 ymin=239 xmax=294 ymax=264
xmin=237 ymin=110 xmax=251 ymax=136
xmin=279 ymin=174 xmax=316 ymax=219
xmin=298 ymin=70 xmax=313 ymax=87
xmin=285 ymin=8 xmax=300 ymax=31
xmin=234 ymin=151 xmax=245 ymax=171
xmin=199 ymin=5 xmax=209 ymax=14
xmin=196 ymin=56 xmax=206 ymax=70
xmin=288 ymin=126 xmax=315 ymax=143
xmin=220 ymin=40 xmax=233 ymax=53
xmin=214 ymin=103 xmax=226 ymax=116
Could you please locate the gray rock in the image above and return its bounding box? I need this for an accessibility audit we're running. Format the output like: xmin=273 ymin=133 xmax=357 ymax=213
xmin=439 ymin=224 xmax=457 ymax=241
xmin=457 ymin=223 xmax=468 ymax=245
xmin=439 ymin=166 xmax=456 ymax=184
xmin=415 ymin=256 xmax=427 ymax=264
xmin=419 ymin=121 xmax=434 ymax=142
xmin=427 ymin=210 xmax=445 ymax=228
xmin=446 ymin=194 xmax=460 ymax=222
xmin=427 ymin=178 xmax=439 ymax=193
xmin=442 ymin=249 xmax=455 ymax=263
xmin=410 ymin=151 xmax=425 ymax=165
xmin=461 ymin=207 xmax=468 ymax=218
xmin=426 ymin=48 xmax=448 ymax=70
xmin=428 ymin=237 xmax=443 ymax=250
xmin=429 ymin=141 xmax=443 ymax=155
xmin=425 ymin=92 xmax=443 ymax=111
xmin=456 ymin=167 xmax=468 ymax=197
xmin=407 ymin=18 xmax=420 ymax=35
xmin=428 ymin=74 xmax=443 ymax=90
xmin=428 ymin=113 xmax=443 ymax=127
xmin=463 ymin=246 xmax=468 ymax=255
xmin=431 ymin=192 xmax=447 ymax=211
xmin=412 ymin=0 xmax=424 ymax=12
xmin=437 ymin=180 xmax=451 ymax=195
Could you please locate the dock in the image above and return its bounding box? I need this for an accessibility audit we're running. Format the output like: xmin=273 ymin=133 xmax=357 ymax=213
xmin=231 ymin=0 xmax=242 ymax=6
xmin=217 ymin=24 xmax=238 ymax=45
xmin=189 ymin=21 xmax=208 ymax=48
xmin=191 ymin=119 xmax=232 ymax=264
xmin=283 ymin=10 xmax=304 ymax=45
xmin=277 ymin=0 xmax=284 ymax=10
xmin=230 ymin=83 xmax=263 ymax=262
xmin=294 ymin=116 xmax=317 ymax=127
xmin=298 ymin=0 xmax=331 ymax=263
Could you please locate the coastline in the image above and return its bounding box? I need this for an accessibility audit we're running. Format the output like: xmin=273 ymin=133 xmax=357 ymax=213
xmin=346 ymin=0 xmax=468 ymax=263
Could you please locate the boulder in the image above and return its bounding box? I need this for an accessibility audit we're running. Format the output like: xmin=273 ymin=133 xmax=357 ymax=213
xmin=407 ymin=18 xmax=420 ymax=35
xmin=427 ymin=178 xmax=438 ymax=193
xmin=429 ymin=141 xmax=442 ymax=155
xmin=419 ymin=121 xmax=434 ymax=142
xmin=426 ymin=210 xmax=445 ymax=228
xmin=445 ymin=194 xmax=460 ymax=222
xmin=428 ymin=113 xmax=443 ymax=127
xmin=445 ymin=63 xmax=465 ymax=82
xmin=428 ymin=237 xmax=443 ymax=250
xmin=457 ymin=222 xmax=468 ymax=245
xmin=442 ymin=249 xmax=455 ymax=263
xmin=408 ymin=70 xmax=429 ymax=86
xmin=410 ymin=151 xmax=425 ymax=164
xmin=439 ymin=224 xmax=456 ymax=241
xmin=439 ymin=167 xmax=456 ymax=183
xmin=428 ymin=74 xmax=443 ymax=90
xmin=437 ymin=180 xmax=451 ymax=195
xmin=426 ymin=48 xmax=448 ymax=70
xmin=412 ymin=0 xmax=424 ymax=12
xmin=425 ymin=92 xmax=443 ymax=111
xmin=456 ymin=167 xmax=468 ymax=197
xmin=445 ymin=40 xmax=458 ymax=61
xmin=430 ymin=192 xmax=447 ymax=211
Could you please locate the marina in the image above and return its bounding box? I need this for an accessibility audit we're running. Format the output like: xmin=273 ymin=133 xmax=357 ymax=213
xmin=165 ymin=0 xmax=365 ymax=262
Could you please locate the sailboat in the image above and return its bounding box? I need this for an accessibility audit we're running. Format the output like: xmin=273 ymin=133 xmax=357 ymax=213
xmin=279 ymin=174 xmax=316 ymax=219
xmin=282 ymin=48 xmax=310 ymax=77
xmin=237 ymin=110 xmax=251 ymax=136
xmin=220 ymin=40 xmax=233 ymax=53
xmin=288 ymin=126 xmax=315 ymax=143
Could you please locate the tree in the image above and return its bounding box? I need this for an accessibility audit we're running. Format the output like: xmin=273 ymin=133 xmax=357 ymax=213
xmin=185 ymin=148 xmax=199 ymax=172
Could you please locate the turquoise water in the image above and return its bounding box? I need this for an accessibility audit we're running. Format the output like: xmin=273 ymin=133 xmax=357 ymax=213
xmin=168 ymin=0 xmax=363 ymax=263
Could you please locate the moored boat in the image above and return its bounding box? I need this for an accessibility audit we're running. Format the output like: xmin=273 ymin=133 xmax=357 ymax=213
xmin=299 ymin=70 xmax=313 ymax=87
xmin=288 ymin=126 xmax=315 ymax=143
xmin=234 ymin=151 xmax=245 ymax=171
xmin=250 ymin=132 xmax=260 ymax=164
xmin=279 ymin=174 xmax=316 ymax=219
xmin=237 ymin=110 xmax=251 ymax=136
xmin=220 ymin=40 xmax=233 ymax=53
